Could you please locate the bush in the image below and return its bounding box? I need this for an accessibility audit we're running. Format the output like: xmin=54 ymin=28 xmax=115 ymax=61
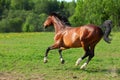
xmin=0 ymin=19 xmax=9 ymax=32
xmin=0 ymin=17 xmax=23 ymax=32
xmin=22 ymin=13 xmax=48 ymax=32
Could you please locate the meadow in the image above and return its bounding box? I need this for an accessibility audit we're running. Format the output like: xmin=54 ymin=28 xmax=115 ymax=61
xmin=0 ymin=32 xmax=120 ymax=80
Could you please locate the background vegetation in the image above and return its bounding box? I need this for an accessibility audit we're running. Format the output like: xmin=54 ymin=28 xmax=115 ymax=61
xmin=0 ymin=0 xmax=120 ymax=32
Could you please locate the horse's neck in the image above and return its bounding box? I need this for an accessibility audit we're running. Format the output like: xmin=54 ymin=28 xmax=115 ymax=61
xmin=52 ymin=16 xmax=66 ymax=34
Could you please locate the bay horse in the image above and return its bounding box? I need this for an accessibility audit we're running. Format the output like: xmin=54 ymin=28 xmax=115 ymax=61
xmin=43 ymin=13 xmax=112 ymax=69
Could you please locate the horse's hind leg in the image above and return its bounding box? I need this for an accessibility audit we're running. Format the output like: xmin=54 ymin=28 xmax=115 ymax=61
xmin=75 ymin=46 xmax=90 ymax=66
xmin=80 ymin=44 xmax=95 ymax=69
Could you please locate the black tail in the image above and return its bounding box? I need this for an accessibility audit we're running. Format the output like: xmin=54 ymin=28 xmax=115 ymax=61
xmin=100 ymin=20 xmax=112 ymax=43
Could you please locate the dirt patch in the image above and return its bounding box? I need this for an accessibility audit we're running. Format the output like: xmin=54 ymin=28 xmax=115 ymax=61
xmin=0 ymin=72 xmax=45 ymax=80
xmin=108 ymin=67 xmax=119 ymax=78
xmin=0 ymin=72 xmax=24 ymax=80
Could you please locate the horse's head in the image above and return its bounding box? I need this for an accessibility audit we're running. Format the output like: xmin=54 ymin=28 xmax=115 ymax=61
xmin=43 ymin=12 xmax=60 ymax=28
xmin=43 ymin=12 xmax=71 ymax=29
xmin=43 ymin=15 xmax=53 ymax=29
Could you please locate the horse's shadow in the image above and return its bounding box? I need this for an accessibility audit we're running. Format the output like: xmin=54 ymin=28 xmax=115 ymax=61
xmin=72 ymin=67 xmax=120 ymax=75
xmin=53 ymin=64 xmax=120 ymax=75
xmin=83 ymin=68 xmax=108 ymax=73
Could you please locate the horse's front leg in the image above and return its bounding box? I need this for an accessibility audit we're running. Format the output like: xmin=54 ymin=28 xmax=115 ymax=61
xmin=58 ymin=49 xmax=65 ymax=64
xmin=44 ymin=47 xmax=51 ymax=63
xmin=44 ymin=44 xmax=59 ymax=63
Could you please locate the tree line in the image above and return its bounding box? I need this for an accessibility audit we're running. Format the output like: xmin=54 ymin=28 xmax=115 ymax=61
xmin=0 ymin=0 xmax=120 ymax=32
xmin=70 ymin=0 xmax=120 ymax=31
xmin=0 ymin=0 xmax=76 ymax=32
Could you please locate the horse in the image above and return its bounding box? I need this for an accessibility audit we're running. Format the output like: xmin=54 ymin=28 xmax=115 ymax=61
xmin=43 ymin=12 xmax=112 ymax=69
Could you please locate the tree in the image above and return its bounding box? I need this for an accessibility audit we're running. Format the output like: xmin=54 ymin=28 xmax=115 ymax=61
xmin=70 ymin=0 xmax=120 ymax=31
xmin=22 ymin=12 xmax=47 ymax=32
xmin=0 ymin=0 xmax=10 ymax=19
xmin=67 ymin=0 xmax=76 ymax=17
xmin=0 ymin=17 xmax=23 ymax=32
xmin=0 ymin=10 xmax=28 ymax=32
xmin=69 ymin=0 xmax=84 ymax=26
xmin=34 ymin=0 xmax=60 ymax=14
xmin=102 ymin=0 xmax=120 ymax=30
xmin=10 ymin=0 xmax=34 ymax=10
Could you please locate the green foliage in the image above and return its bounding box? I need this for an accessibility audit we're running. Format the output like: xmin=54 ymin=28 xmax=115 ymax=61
xmin=0 ymin=18 xmax=9 ymax=32
xmin=59 ymin=1 xmax=76 ymax=17
xmin=0 ymin=0 xmax=76 ymax=32
xmin=8 ymin=17 xmax=23 ymax=32
xmin=10 ymin=0 xmax=34 ymax=10
xmin=22 ymin=13 xmax=47 ymax=32
xmin=0 ymin=17 xmax=23 ymax=32
xmin=0 ymin=10 xmax=28 ymax=32
xmin=67 ymin=1 xmax=76 ymax=16
xmin=22 ymin=12 xmax=38 ymax=32
xmin=0 ymin=0 xmax=120 ymax=32
xmin=70 ymin=0 xmax=103 ymax=26
xmin=34 ymin=0 xmax=60 ymax=14
xmin=70 ymin=0 xmax=120 ymax=31
xmin=0 ymin=0 xmax=10 ymax=17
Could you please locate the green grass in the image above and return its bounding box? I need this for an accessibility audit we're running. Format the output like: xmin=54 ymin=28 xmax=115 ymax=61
xmin=0 ymin=32 xmax=120 ymax=80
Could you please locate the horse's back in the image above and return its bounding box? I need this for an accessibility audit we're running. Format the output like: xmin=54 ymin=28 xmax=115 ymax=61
xmin=62 ymin=24 xmax=103 ymax=48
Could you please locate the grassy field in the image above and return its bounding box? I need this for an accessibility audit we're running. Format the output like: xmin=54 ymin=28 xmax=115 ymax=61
xmin=0 ymin=32 xmax=120 ymax=80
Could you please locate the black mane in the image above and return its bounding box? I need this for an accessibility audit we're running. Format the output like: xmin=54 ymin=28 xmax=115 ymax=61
xmin=50 ymin=12 xmax=71 ymax=26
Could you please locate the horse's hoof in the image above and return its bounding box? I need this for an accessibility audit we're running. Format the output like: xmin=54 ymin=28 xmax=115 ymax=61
xmin=75 ymin=63 xmax=79 ymax=66
xmin=44 ymin=58 xmax=48 ymax=63
xmin=80 ymin=63 xmax=87 ymax=69
xmin=75 ymin=61 xmax=80 ymax=66
xmin=75 ymin=58 xmax=82 ymax=66
xmin=44 ymin=60 xmax=48 ymax=63
xmin=80 ymin=66 xmax=86 ymax=70
xmin=61 ymin=60 xmax=65 ymax=64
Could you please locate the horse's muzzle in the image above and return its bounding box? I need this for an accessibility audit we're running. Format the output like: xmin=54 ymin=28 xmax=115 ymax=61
xmin=43 ymin=24 xmax=47 ymax=29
